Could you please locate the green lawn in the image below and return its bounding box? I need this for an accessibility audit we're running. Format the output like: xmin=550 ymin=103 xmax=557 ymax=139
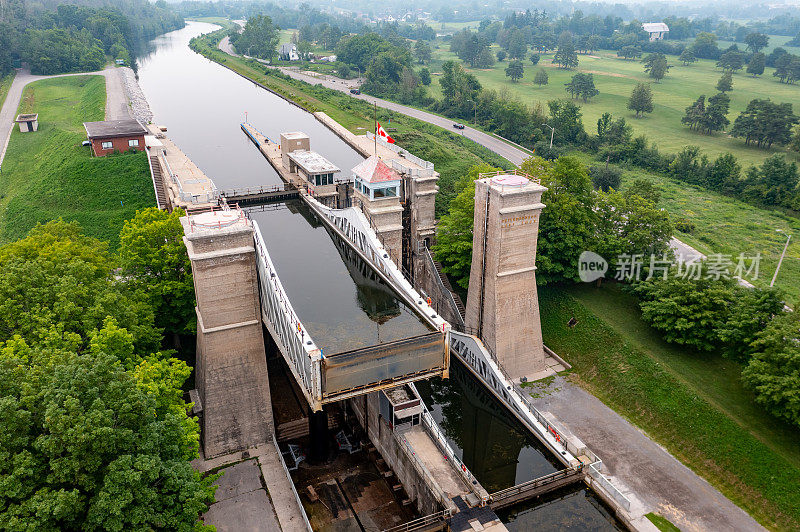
xmin=0 ymin=71 xmax=15 ymax=112
xmin=646 ymin=513 xmax=681 ymax=532
xmin=0 ymin=76 xmax=154 ymax=248
xmin=567 ymin=151 xmax=800 ymax=304
xmin=428 ymin=43 xmax=800 ymax=166
xmin=540 ymin=284 xmax=800 ymax=531
xmin=191 ymin=28 xmax=510 ymax=213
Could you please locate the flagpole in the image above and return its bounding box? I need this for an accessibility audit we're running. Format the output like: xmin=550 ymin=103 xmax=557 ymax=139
xmin=374 ymin=101 xmax=377 ymax=156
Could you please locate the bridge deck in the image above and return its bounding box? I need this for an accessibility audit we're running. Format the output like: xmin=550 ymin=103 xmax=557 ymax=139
xmin=247 ymin=200 xmax=433 ymax=357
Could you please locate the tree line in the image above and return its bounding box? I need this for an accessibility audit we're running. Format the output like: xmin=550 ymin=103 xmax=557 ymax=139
xmin=0 ymin=210 xmax=214 ymax=529
xmin=0 ymin=0 xmax=183 ymax=75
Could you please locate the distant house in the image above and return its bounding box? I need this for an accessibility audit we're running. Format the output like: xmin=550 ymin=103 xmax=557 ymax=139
xmin=642 ymin=22 xmax=669 ymax=41
xmin=279 ymin=43 xmax=299 ymax=61
xmin=83 ymin=119 xmax=148 ymax=156
xmin=15 ymin=114 xmax=38 ymax=132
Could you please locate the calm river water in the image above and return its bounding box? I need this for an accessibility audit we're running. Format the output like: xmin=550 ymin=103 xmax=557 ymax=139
xmin=137 ymin=22 xmax=622 ymax=530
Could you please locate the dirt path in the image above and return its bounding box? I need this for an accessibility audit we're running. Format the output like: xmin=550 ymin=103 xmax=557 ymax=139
xmin=0 ymin=66 xmax=130 ymax=166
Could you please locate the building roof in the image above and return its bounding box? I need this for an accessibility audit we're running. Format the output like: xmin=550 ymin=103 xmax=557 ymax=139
xmin=16 ymin=113 xmax=38 ymax=122
xmin=279 ymin=43 xmax=297 ymax=53
xmin=352 ymin=156 xmax=401 ymax=184
xmin=84 ymin=119 xmax=147 ymax=139
xmin=642 ymin=22 xmax=669 ymax=33
xmin=288 ymin=150 xmax=340 ymax=174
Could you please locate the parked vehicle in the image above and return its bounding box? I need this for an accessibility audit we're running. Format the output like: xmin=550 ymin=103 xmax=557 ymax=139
xmin=453 ymin=123 xmax=465 ymax=129
xmin=350 ymin=88 xmax=361 ymax=95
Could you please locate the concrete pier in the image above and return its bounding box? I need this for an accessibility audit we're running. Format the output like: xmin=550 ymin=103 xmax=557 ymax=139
xmin=465 ymin=172 xmax=548 ymax=381
xmin=182 ymin=209 xmax=273 ymax=458
xmin=146 ymin=125 xmax=216 ymax=212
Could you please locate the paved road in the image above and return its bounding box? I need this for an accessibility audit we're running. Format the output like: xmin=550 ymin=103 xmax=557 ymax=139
xmin=0 ymin=66 xmax=130 ymax=165
xmin=219 ymin=36 xmax=529 ymax=165
xmin=531 ymin=376 xmax=765 ymax=532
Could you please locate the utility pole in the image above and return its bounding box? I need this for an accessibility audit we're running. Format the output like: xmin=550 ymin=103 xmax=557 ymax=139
xmin=771 ymin=229 xmax=791 ymax=287
xmin=542 ymin=123 xmax=555 ymax=149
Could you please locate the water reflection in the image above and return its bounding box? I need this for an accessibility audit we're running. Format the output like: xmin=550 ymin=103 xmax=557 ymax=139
xmin=416 ymin=360 xmax=562 ymax=493
xmin=497 ymin=485 xmax=626 ymax=532
xmin=136 ymin=22 xmax=362 ymax=190
xmin=246 ymin=201 xmax=431 ymax=355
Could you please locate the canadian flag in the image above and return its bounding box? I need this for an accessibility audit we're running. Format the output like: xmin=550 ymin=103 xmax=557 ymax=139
xmin=376 ymin=122 xmax=395 ymax=144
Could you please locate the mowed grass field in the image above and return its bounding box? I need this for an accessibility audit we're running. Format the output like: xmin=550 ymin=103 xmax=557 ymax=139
xmin=427 ymin=40 xmax=800 ymax=166
xmin=541 ymin=284 xmax=800 ymax=531
xmin=0 ymin=76 xmax=154 ymax=248
xmin=566 ymin=151 xmax=800 ymax=303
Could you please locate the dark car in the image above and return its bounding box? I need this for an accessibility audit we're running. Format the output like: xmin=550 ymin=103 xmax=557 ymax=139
xmin=453 ymin=123 xmax=465 ymax=129
xmin=350 ymin=88 xmax=361 ymax=95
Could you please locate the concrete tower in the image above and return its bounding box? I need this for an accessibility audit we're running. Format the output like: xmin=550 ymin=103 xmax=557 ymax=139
xmin=182 ymin=210 xmax=273 ymax=458
xmin=465 ymin=172 xmax=547 ymax=381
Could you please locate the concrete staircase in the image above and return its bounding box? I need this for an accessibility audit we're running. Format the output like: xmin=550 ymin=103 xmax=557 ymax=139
xmin=148 ymin=155 xmax=169 ymax=209
xmin=432 ymin=257 xmax=466 ymax=322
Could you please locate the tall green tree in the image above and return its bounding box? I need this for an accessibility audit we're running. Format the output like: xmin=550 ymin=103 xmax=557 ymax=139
xmin=434 ymin=164 xmax=501 ymax=288
xmin=643 ymin=52 xmax=670 ymax=82
xmin=119 ymin=208 xmax=195 ymax=340
xmin=716 ymin=72 xmax=733 ymax=93
xmin=747 ymin=52 xmax=766 ymax=77
xmin=717 ymin=51 xmax=745 ymax=73
xmin=617 ymin=45 xmax=642 ymax=60
xmin=233 ymin=15 xmax=280 ymax=61
xmin=553 ymin=31 xmax=578 ymax=69
xmin=742 ymin=311 xmax=800 ymax=428
xmin=505 ymin=60 xmax=524 ymax=82
xmin=534 ymin=69 xmax=549 ymax=86
xmin=744 ymin=32 xmax=769 ymax=53
xmin=527 ymin=156 xmax=595 ymax=284
xmin=627 ymin=82 xmax=654 ymax=117
xmin=679 ymin=48 xmax=697 ymax=66
xmin=414 ymin=40 xmax=431 ymax=64
xmin=565 ymin=73 xmax=598 ymax=102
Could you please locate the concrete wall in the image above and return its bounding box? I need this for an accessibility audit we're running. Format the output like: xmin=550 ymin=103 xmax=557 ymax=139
xmin=184 ymin=217 xmax=273 ymax=458
xmin=465 ymin=177 xmax=548 ymax=381
xmin=350 ymin=393 xmax=442 ymax=515
xmin=354 ymin=189 xmax=404 ymax=267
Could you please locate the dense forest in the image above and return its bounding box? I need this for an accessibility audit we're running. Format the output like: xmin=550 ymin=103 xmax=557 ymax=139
xmin=0 ymin=0 xmax=184 ymax=75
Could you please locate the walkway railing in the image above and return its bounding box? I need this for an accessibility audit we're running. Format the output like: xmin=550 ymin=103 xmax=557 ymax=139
xmin=252 ymin=220 xmax=322 ymax=408
xmin=422 ymin=245 xmax=465 ymax=327
xmin=489 ymin=467 xmax=584 ymax=509
xmin=409 ymin=383 xmax=490 ymax=506
xmin=380 ymin=509 xmax=451 ymax=532
xmin=587 ymin=461 xmax=632 ymax=512
xmin=271 ymin=431 xmax=313 ymax=531
xmin=159 ymin=150 xmax=217 ymax=205
xmin=366 ymin=130 xmax=436 ymax=177
xmin=449 ymin=331 xmax=574 ymax=465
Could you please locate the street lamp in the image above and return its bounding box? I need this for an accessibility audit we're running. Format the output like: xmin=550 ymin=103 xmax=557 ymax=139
xmin=770 ymin=229 xmax=792 ymax=287
xmin=542 ymin=123 xmax=555 ymax=149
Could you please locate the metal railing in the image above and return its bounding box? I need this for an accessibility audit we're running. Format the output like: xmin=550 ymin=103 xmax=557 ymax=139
xmin=422 ymin=246 xmax=465 ymax=327
xmin=408 ymin=383 xmax=490 ymax=505
xmin=217 ymin=184 xmax=295 ymax=198
xmin=252 ymin=220 xmax=321 ymax=406
xmin=271 ymin=431 xmax=313 ymax=531
xmin=587 ymin=461 xmax=632 ymax=512
xmin=489 ymin=466 xmax=584 ymax=507
xmin=380 ymin=509 xmax=451 ymax=532
xmin=159 ymin=150 xmax=217 ymax=204
xmin=477 ymin=168 xmax=540 ymax=185
xmin=393 ymin=427 xmax=452 ymax=509
xmin=366 ymin=130 xmax=436 ymax=177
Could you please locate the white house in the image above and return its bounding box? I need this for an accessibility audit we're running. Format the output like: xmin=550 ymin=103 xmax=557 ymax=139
xmin=642 ymin=22 xmax=669 ymax=41
xmin=279 ymin=43 xmax=299 ymax=61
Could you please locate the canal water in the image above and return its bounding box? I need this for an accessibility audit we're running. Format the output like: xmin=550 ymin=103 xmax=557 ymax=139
xmin=137 ymin=22 xmax=623 ymax=530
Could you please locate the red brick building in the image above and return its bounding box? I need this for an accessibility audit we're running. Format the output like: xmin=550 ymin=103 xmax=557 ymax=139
xmin=83 ymin=119 xmax=147 ymax=157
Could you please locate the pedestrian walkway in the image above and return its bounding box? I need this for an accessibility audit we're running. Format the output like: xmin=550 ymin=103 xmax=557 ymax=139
xmin=530 ymin=376 xmax=765 ymax=532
